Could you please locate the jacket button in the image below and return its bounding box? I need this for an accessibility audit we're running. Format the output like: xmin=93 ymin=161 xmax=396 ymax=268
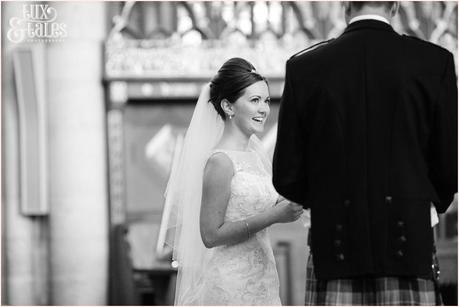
xmin=385 ymin=196 xmax=392 ymax=204
xmin=336 ymin=253 xmax=345 ymax=261
xmin=397 ymin=221 xmax=405 ymax=228
xmin=398 ymin=235 xmax=407 ymax=243
xmin=334 ymin=239 xmax=342 ymax=247
xmin=344 ymin=199 xmax=351 ymax=207
xmin=396 ymin=250 xmax=404 ymax=257
xmin=336 ymin=224 xmax=343 ymax=232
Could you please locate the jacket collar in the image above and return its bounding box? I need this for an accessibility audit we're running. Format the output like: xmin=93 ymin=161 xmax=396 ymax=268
xmin=343 ymin=19 xmax=396 ymax=35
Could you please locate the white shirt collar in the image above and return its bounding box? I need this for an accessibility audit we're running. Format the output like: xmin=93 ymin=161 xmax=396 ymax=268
xmin=350 ymin=14 xmax=390 ymax=25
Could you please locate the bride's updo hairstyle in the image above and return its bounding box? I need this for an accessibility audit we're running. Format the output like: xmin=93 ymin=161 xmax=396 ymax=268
xmin=209 ymin=58 xmax=267 ymax=120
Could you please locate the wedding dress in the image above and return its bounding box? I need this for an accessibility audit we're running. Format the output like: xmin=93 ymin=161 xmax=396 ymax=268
xmin=185 ymin=149 xmax=281 ymax=305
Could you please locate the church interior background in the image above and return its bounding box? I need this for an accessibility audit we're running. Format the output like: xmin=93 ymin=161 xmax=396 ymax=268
xmin=2 ymin=1 xmax=458 ymax=305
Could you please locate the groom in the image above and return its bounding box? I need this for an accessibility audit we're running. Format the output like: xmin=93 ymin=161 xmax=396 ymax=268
xmin=273 ymin=1 xmax=457 ymax=305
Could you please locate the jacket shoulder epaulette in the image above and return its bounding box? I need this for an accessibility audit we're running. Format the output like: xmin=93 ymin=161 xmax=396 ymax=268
xmin=289 ymin=38 xmax=335 ymax=60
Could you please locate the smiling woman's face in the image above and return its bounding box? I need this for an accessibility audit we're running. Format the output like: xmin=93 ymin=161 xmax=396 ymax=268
xmin=231 ymin=80 xmax=271 ymax=136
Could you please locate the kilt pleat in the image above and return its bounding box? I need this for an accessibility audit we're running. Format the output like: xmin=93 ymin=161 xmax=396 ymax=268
xmin=305 ymin=253 xmax=441 ymax=305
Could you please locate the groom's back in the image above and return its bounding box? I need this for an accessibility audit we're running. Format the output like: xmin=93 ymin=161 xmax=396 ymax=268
xmin=279 ymin=19 xmax=457 ymax=279
xmin=289 ymin=20 xmax=453 ymax=206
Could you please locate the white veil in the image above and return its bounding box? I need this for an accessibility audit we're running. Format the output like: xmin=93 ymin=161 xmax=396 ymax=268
xmin=164 ymin=83 xmax=223 ymax=305
xmin=164 ymin=83 xmax=274 ymax=305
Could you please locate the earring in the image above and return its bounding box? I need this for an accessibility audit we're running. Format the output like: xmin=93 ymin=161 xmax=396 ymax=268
xmin=228 ymin=114 xmax=234 ymax=119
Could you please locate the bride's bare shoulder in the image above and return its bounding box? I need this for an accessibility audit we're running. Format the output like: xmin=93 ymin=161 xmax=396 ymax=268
xmin=206 ymin=152 xmax=233 ymax=172
xmin=204 ymin=152 xmax=234 ymax=183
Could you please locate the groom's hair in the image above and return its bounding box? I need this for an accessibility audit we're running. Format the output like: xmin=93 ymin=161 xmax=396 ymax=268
xmin=350 ymin=1 xmax=396 ymax=11
xmin=209 ymin=58 xmax=268 ymax=120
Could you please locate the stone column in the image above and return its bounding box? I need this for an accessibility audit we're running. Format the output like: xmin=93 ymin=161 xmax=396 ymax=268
xmin=46 ymin=2 xmax=108 ymax=305
xmin=2 ymin=2 xmax=49 ymax=305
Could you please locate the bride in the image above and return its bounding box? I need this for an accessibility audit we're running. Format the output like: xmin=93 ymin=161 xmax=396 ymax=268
xmin=165 ymin=58 xmax=303 ymax=305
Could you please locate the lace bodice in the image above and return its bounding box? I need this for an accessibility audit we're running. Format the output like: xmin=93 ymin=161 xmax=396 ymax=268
xmin=187 ymin=149 xmax=281 ymax=305
xmin=220 ymin=149 xmax=279 ymax=222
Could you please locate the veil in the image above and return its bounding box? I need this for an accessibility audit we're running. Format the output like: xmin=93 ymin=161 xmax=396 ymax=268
xmin=164 ymin=83 xmax=273 ymax=305
xmin=164 ymin=83 xmax=223 ymax=305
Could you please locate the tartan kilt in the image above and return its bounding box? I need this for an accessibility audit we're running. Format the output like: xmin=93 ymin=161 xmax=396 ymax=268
xmin=305 ymin=253 xmax=442 ymax=306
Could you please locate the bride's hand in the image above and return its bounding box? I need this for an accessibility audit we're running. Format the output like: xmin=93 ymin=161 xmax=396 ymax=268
xmin=272 ymin=201 xmax=304 ymax=223
xmin=275 ymin=195 xmax=286 ymax=204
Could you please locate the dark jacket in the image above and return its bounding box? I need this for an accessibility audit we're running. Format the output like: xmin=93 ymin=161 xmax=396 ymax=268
xmin=273 ymin=20 xmax=457 ymax=279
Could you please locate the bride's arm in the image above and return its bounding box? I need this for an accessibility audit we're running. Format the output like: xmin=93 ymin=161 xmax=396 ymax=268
xmin=200 ymin=153 xmax=302 ymax=248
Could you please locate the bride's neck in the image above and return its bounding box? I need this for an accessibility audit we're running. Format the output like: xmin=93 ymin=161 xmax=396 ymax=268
xmin=217 ymin=124 xmax=251 ymax=151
